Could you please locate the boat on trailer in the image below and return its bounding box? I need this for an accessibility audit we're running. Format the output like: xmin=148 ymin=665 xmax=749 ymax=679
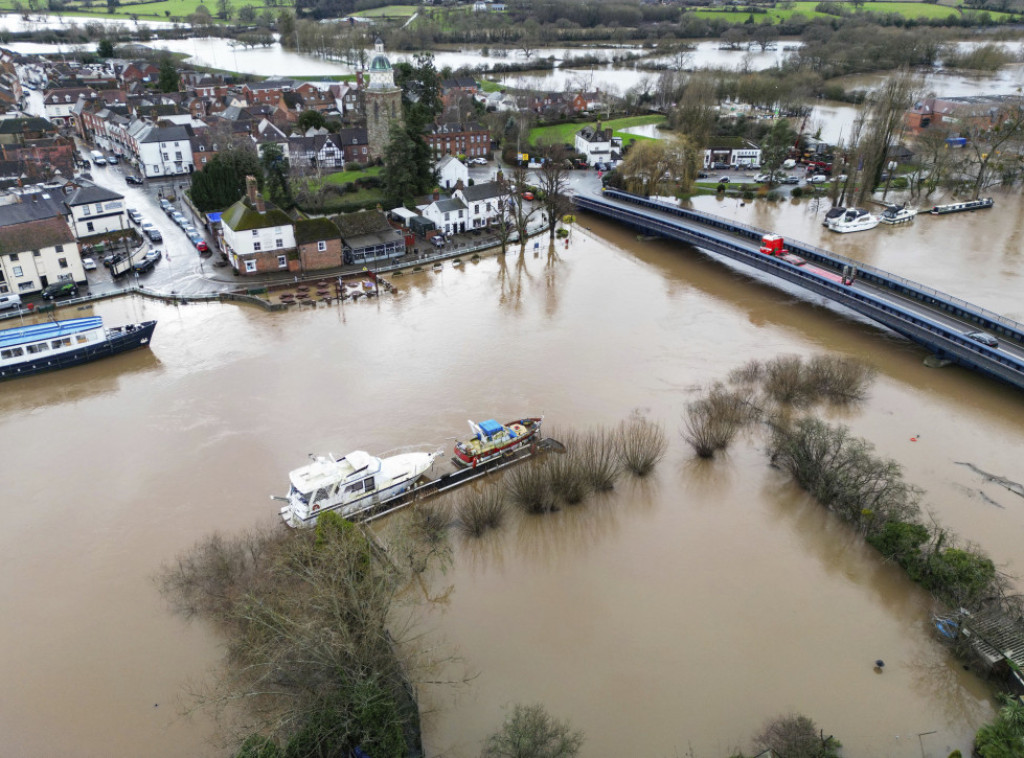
xmin=0 ymin=316 xmax=156 ymax=381
xmin=453 ymin=417 xmax=543 ymax=468
xmin=276 ymin=448 xmax=441 ymax=528
xmin=929 ymin=197 xmax=994 ymax=215
xmin=879 ymin=204 xmax=918 ymax=225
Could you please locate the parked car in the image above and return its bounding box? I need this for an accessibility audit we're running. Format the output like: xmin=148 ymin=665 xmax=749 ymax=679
xmin=159 ymin=199 xmax=173 ymax=212
xmin=753 ymin=173 xmax=771 ymax=183
xmin=41 ymin=280 xmax=78 ymax=300
xmin=127 ymin=208 xmax=142 ymax=224
xmin=195 ymin=240 xmax=209 ymax=253
xmin=125 ymin=175 xmax=143 ymax=185
xmin=92 ymin=156 xmax=107 ymax=166
xmin=697 ymin=171 xmax=709 ymax=179
xmin=82 ymin=257 xmax=97 ymax=271
xmin=171 ymin=212 xmax=186 ymax=226
xmin=781 ymin=175 xmax=800 ymax=185
xmin=521 ymin=191 xmax=535 ymax=201
xmin=133 ymin=257 xmax=155 ymax=273
xmin=103 ymin=252 xmax=125 ymax=267
xmin=144 ymin=226 xmax=162 ymax=242
xmin=808 ymin=174 xmax=828 ymax=184
xmin=107 ymin=155 xmax=119 ymax=165
xmin=145 ymin=249 xmax=162 ymax=263
xmin=966 ymin=331 xmax=998 ymax=348
xmin=717 ymin=176 xmax=731 ymax=184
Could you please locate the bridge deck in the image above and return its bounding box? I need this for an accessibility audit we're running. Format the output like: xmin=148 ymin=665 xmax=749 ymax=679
xmin=575 ymin=190 xmax=1024 ymax=393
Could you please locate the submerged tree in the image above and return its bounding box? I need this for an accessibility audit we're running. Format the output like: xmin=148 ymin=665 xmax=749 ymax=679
xmin=481 ymin=703 xmax=584 ymax=758
xmin=158 ymin=512 xmax=453 ymax=755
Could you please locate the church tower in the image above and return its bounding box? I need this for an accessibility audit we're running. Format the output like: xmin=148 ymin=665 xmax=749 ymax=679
xmin=364 ymin=37 xmax=403 ymax=162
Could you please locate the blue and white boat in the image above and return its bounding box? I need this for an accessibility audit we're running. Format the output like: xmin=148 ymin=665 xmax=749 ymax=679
xmin=0 ymin=316 xmax=157 ymax=381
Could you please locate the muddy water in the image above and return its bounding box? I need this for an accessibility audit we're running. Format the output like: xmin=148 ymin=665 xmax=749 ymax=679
xmin=2 ymin=210 xmax=1023 ymax=756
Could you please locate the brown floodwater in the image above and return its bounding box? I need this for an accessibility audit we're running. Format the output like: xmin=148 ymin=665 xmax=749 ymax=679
xmin=1 ymin=198 xmax=1023 ymax=757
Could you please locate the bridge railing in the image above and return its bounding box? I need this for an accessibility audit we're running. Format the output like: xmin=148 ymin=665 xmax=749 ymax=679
xmin=595 ymin=189 xmax=1024 ymax=337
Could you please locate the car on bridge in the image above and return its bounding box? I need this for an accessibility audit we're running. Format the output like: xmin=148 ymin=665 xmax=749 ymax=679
xmin=966 ymin=331 xmax=998 ymax=348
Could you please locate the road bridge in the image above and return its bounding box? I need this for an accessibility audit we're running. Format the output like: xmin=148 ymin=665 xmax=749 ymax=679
xmin=574 ymin=189 xmax=1024 ymax=393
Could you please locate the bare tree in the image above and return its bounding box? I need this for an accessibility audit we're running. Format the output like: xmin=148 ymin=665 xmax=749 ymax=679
xmin=853 ymin=67 xmax=921 ymax=206
xmin=753 ymin=714 xmax=842 ymax=758
xmin=509 ymin=162 xmax=539 ymax=255
xmin=481 ymin=703 xmax=584 ymax=758
xmin=535 ymin=143 xmax=572 ymax=245
xmin=956 ymin=94 xmax=1024 ymax=198
xmin=669 ymin=72 xmax=719 ymax=153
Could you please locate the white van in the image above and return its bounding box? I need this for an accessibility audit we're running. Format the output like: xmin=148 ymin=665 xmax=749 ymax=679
xmin=90 ymin=149 xmax=107 ymax=166
xmin=0 ymin=293 xmax=22 ymax=310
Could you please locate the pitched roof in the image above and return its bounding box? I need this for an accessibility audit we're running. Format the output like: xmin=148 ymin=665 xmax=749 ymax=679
xmin=221 ymin=197 xmax=292 ymax=231
xmin=65 ymin=185 xmax=124 ymax=207
xmin=458 ymin=181 xmax=502 ymax=202
xmin=0 ymin=195 xmax=66 ymax=226
xmin=330 ymin=209 xmax=391 ymax=237
xmin=294 ymin=217 xmax=341 ymax=245
xmin=0 ymin=215 xmax=75 ymax=254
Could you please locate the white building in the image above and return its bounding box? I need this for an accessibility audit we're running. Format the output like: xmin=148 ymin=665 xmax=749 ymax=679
xmin=64 ymin=185 xmax=126 ymax=238
xmin=453 ymin=181 xmax=508 ymax=229
xmin=574 ymin=123 xmax=621 ymax=166
xmin=131 ymin=123 xmax=195 ymax=178
xmin=419 ymin=196 xmax=468 ymax=235
xmin=0 ymin=201 xmax=83 ymax=296
xmin=42 ymin=87 xmax=95 ymax=129
xmin=220 ymin=177 xmax=297 ymax=275
xmin=703 ymin=139 xmax=762 ymax=168
xmin=436 ymin=155 xmax=469 ymax=190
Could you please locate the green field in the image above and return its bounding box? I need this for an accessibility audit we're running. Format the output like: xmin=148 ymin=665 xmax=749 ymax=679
xmin=0 ymin=0 xmax=288 ymax=22
xmin=529 ymin=115 xmax=666 ymax=145
xmin=690 ymin=1 xmax=1013 ymax=23
xmin=353 ymin=4 xmax=417 ymax=18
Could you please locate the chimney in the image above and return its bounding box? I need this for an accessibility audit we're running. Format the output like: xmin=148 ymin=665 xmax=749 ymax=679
xmin=356 ymin=70 xmax=364 ymax=88
xmin=454 ymin=178 xmax=464 ymax=191
xmin=433 ymin=188 xmax=440 ymax=200
xmin=245 ymin=174 xmax=258 ymax=204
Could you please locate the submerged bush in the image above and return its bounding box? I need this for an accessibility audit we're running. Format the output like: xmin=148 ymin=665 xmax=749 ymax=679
xmin=454 ymin=488 xmax=507 ymax=538
xmin=617 ymin=415 xmax=667 ymax=477
xmin=547 ymin=431 xmax=591 ymax=505
xmin=505 ymin=461 xmax=557 ymax=514
xmin=410 ymin=501 xmax=452 ymax=546
xmin=681 ymin=384 xmax=754 ymax=458
xmin=576 ymin=427 xmax=621 ymax=492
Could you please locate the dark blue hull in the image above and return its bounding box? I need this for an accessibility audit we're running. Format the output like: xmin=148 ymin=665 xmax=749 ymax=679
xmin=0 ymin=321 xmax=157 ymax=381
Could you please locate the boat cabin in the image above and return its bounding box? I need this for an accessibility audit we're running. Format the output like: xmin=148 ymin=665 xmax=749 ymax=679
xmin=0 ymin=317 xmax=105 ymax=366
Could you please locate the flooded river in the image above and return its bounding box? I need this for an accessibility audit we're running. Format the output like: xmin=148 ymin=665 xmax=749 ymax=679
xmin=2 ymin=200 xmax=1024 ymax=757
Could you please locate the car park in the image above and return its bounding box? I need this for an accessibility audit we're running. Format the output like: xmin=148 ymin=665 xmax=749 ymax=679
xmin=966 ymin=331 xmax=998 ymax=348
xmin=82 ymin=257 xmax=97 ymax=271
xmin=41 ymin=280 xmax=78 ymax=300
